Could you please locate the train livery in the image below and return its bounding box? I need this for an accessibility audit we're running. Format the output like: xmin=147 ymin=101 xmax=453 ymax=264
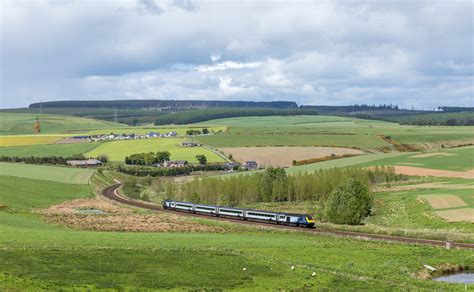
xmin=162 ymin=200 xmax=315 ymax=228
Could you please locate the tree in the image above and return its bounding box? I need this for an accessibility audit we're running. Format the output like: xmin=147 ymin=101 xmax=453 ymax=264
xmin=155 ymin=151 xmax=171 ymax=163
xmin=323 ymin=179 xmax=373 ymax=225
xmin=196 ymin=154 xmax=207 ymax=165
xmin=97 ymin=154 xmax=109 ymax=163
xmin=202 ymin=128 xmax=209 ymax=134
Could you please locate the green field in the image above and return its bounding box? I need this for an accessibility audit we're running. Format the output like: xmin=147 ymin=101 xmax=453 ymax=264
xmin=82 ymin=125 xmax=226 ymax=136
xmin=86 ymin=138 xmax=226 ymax=163
xmin=195 ymin=115 xmax=474 ymax=150
xmin=0 ymin=113 xmax=124 ymax=135
xmin=0 ymin=142 xmax=100 ymax=157
xmin=360 ymin=147 xmax=474 ymax=171
xmin=0 ymin=162 xmax=94 ymax=184
xmin=0 ymin=175 xmax=92 ymax=210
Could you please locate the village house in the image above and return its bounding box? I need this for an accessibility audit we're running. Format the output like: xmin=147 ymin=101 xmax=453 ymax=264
xmin=67 ymin=159 xmax=103 ymax=167
xmin=243 ymin=161 xmax=258 ymax=170
xmin=146 ymin=132 xmax=160 ymax=138
xmin=164 ymin=131 xmax=177 ymax=137
xmin=181 ymin=141 xmax=199 ymax=147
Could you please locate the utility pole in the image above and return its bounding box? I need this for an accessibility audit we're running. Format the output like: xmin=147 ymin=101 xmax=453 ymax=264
xmin=114 ymin=108 xmax=118 ymax=123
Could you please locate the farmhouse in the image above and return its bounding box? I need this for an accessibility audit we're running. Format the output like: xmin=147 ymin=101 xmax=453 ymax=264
xmin=163 ymin=160 xmax=189 ymax=168
xmin=165 ymin=131 xmax=178 ymax=137
xmin=181 ymin=141 xmax=199 ymax=147
xmin=146 ymin=132 xmax=160 ymax=138
xmin=67 ymin=159 xmax=103 ymax=167
xmin=243 ymin=161 xmax=258 ymax=170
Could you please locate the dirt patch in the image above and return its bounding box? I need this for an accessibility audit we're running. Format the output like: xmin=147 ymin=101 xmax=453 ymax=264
xmin=397 ymin=163 xmax=423 ymax=166
xmin=435 ymin=208 xmax=474 ymax=223
xmin=412 ymin=153 xmax=456 ymax=158
xmin=394 ymin=166 xmax=474 ymax=179
xmin=220 ymin=146 xmax=364 ymax=167
xmin=43 ymin=197 xmax=226 ymax=233
xmin=423 ymin=195 xmax=468 ymax=209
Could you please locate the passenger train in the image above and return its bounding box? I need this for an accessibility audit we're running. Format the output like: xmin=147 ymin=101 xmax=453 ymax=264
xmin=163 ymin=200 xmax=315 ymax=228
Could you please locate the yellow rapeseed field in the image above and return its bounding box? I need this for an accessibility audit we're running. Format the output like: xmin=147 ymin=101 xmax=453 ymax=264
xmin=0 ymin=135 xmax=63 ymax=147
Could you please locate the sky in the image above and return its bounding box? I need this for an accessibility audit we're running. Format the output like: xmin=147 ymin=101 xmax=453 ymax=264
xmin=1 ymin=0 xmax=473 ymax=109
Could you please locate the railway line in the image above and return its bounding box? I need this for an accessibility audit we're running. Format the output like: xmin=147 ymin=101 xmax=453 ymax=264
xmin=102 ymin=183 xmax=474 ymax=250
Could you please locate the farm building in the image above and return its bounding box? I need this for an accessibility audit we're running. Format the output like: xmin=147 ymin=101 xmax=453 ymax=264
xmin=164 ymin=131 xmax=178 ymax=137
xmin=163 ymin=160 xmax=189 ymax=168
xmin=146 ymin=132 xmax=160 ymax=138
xmin=67 ymin=159 xmax=103 ymax=167
xmin=243 ymin=161 xmax=258 ymax=170
xmin=181 ymin=141 xmax=199 ymax=147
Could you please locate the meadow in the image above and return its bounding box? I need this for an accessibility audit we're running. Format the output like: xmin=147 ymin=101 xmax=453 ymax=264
xmin=0 ymin=142 xmax=100 ymax=157
xmin=0 ymin=162 xmax=94 ymax=184
xmin=86 ymin=138 xmax=226 ymax=163
xmin=0 ymin=135 xmax=65 ymax=147
xmin=0 ymin=113 xmax=124 ymax=135
xmin=0 ymin=175 xmax=92 ymax=210
xmin=82 ymin=125 xmax=226 ymax=136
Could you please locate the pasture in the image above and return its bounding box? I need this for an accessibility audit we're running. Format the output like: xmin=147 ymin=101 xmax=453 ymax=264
xmin=0 ymin=162 xmax=94 ymax=184
xmin=0 ymin=135 xmax=64 ymax=147
xmin=0 ymin=175 xmax=92 ymax=210
xmin=0 ymin=142 xmax=100 ymax=157
xmin=82 ymin=125 xmax=226 ymax=136
xmin=0 ymin=113 xmax=124 ymax=135
xmin=86 ymin=138 xmax=226 ymax=163
xmin=221 ymin=146 xmax=363 ymax=167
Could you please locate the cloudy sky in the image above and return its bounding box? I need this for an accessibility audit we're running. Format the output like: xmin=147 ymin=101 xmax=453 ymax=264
xmin=1 ymin=0 xmax=473 ymax=109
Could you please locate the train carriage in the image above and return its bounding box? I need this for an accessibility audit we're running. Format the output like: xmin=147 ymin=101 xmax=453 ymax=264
xmin=163 ymin=199 xmax=315 ymax=228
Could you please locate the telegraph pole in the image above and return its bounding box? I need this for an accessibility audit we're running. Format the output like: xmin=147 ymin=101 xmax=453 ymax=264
xmin=114 ymin=108 xmax=118 ymax=123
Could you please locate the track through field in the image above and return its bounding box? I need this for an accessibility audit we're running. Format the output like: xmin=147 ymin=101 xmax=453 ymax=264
xmin=102 ymin=183 xmax=474 ymax=250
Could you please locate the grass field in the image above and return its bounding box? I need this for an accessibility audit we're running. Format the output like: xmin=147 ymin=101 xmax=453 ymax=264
xmin=195 ymin=115 xmax=474 ymax=150
xmin=0 ymin=142 xmax=100 ymax=157
xmin=0 ymin=113 xmax=124 ymax=135
xmin=0 ymin=162 xmax=94 ymax=184
xmin=86 ymin=138 xmax=226 ymax=163
xmin=82 ymin=125 xmax=227 ymax=136
xmin=0 ymin=135 xmax=64 ymax=147
xmin=0 ymin=175 xmax=92 ymax=210
xmin=361 ymin=147 xmax=474 ymax=171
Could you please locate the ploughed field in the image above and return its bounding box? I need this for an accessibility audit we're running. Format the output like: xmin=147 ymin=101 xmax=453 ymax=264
xmin=0 ymin=165 xmax=473 ymax=290
xmin=220 ymin=146 xmax=363 ymax=167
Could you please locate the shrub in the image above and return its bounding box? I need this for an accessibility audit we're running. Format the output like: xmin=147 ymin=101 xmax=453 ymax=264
xmin=323 ymin=179 xmax=373 ymax=225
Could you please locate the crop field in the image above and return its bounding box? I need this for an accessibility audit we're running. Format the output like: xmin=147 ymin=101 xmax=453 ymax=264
xmin=0 ymin=113 xmax=124 ymax=135
xmin=0 ymin=135 xmax=65 ymax=147
xmin=0 ymin=162 xmax=94 ymax=184
xmin=0 ymin=142 xmax=100 ymax=157
xmin=195 ymin=115 xmax=474 ymax=150
xmin=85 ymin=138 xmax=226 ymax=163
xmin=361 ymin=147 xmax=474 ymax=172
xmin=220 ymin=146 xmax=363 ymax=167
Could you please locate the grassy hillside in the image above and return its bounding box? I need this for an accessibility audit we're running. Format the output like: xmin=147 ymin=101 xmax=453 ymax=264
xmin=0 ymin=143 xmax=100 ymax=157
xmin=0 ymin=162 xmax=94 ymax=184
xmin=86 ymin=138 xmax=226 ymax=163
xmin=0 ymin=175 xmax=92 ymax=210
xmin=0 ymin=113 xmax=124 ymax=135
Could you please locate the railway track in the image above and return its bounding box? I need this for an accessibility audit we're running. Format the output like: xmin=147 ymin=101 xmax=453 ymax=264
xmin=102 ymin=183 xmax=474 ymax=250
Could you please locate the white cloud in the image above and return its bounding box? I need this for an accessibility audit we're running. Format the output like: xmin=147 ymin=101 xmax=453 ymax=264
xmin=0 ymin=0 xmax=472 ymax=109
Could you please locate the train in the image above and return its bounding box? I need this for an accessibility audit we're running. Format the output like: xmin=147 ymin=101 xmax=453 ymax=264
xmin=162 ymin=199 xmax=315 ymax=228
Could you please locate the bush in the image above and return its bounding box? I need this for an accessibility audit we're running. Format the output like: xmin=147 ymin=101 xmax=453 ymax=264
xmin=323 ymin=179 xmax=373 ymax=225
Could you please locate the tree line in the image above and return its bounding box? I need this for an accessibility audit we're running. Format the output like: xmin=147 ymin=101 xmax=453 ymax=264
xmin=117 ymin=163 xmax=227 ymax=177
xmin=397 ymin=112 xmax=474 ymax=126
xmin=154 ymin=108 xmax=319 ymax=125
xmin=166 ymin=166 xmax=402 ymax=206
xmin=29 ymin=100 xmax=297 ymax=110
xmin=0 ymin=154 xmax=108 ymax=165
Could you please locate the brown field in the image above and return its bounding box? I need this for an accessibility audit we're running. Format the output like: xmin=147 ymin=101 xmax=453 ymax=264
xmin=422 ymin=194 xmax=468 ymax=209
xmin=220 ymin=146 xmax=364 ymax=167
xmin=374 ymin=182 xmax=474 ymax=192
xmin=394 ymin=166 xmax=474 ymax=179
xmin=435 ymin=208 xmax=474 ymax=223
